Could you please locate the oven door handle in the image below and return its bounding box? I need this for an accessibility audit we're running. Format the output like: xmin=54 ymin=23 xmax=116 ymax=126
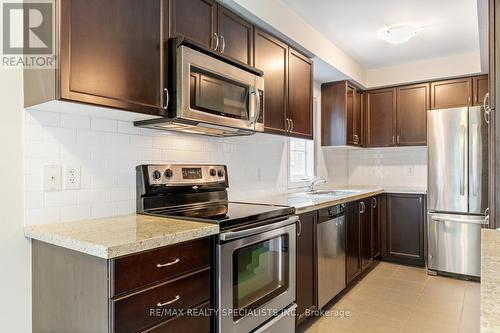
xmin=219 ymin=215 xmax=299 ymax=241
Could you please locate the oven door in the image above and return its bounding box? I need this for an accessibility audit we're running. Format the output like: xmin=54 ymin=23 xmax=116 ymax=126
xmin=177 ymin=45 xmax=264 ymax=132
xmin=217 ymin=216 xmax=297 ymax=333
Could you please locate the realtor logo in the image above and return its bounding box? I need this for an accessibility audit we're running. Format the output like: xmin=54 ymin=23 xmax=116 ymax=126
xmin=1 ymin=0 xmax=55 ymax=68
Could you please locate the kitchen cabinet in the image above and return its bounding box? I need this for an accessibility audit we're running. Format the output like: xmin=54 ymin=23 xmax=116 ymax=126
xmin=396 ymin=83 xmax=429 ymax=146
xmin=170 ymin=0 xmax=253 ymax=66
xmin=321 ymin=81 xmax=363 ymax=146
xmin=473 ymin=74 xmax=489 ymax=106
xmin=218 ymin=6 xmax=254 ymax=65
xmin=288 ymin=48 xmax=314 ymax=140
xmin=382 ymin=193 xmax=425 ymax=267
xmin=254 ymin=29 xmax=288 ymax=135
xmin=32 ymin=238 xmax=212 ymax=333
xmin=60 ymin=0 xmax=167 ymax=116
xmin=430 ymin=77 xmax=473 ymax=109
xmin=346 ymin=201 xmax=362 ymax=284
xmin=296 ymin=211 xmax=317 ymax=326
xmin=365 ymin=88 xmax=397 ymax=147
xmin=169 ymin=0 xmax=217 ymax=50
xmin=371 ymin=195 xmax=382 ymax=259
xmin=360 ymin=198 xmax=372 ymax=271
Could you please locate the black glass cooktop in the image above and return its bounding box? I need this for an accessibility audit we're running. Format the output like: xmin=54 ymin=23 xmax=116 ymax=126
xmin=145 ymin=201 xmax=295 ymax=230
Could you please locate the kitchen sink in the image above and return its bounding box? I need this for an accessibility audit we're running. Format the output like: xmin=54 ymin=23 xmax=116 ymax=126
xmin=307 ymin=190 xmax=359 ymax=196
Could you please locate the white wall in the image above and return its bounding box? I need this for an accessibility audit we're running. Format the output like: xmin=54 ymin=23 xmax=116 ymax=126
xmin=0 ymin=70 xmax=31 ymax=330
xmin=24 ymin=107 xmax=294 ymax=225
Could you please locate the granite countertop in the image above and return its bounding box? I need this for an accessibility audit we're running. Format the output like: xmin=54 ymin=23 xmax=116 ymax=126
xmin=481 ymin=229 xmax=500 ymax=333
xmin=246 ymin=186 xmax=425 ymax=213
xmin=24 ymin=214 xmax=219 ymax=259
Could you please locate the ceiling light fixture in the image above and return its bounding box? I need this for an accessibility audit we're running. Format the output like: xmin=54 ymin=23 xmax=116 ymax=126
xmin=379 ymin=25 xmax=420 ymax=44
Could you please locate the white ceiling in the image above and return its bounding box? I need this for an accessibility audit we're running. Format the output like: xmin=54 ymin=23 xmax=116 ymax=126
xmin=281 ymin=0 xmax=481 ymax=69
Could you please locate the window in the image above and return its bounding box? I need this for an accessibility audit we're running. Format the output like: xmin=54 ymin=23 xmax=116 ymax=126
xmin=288 ymin=137 xmax=315 ymax=187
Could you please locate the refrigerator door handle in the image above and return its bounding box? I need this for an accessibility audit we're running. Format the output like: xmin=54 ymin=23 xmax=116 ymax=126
xmin=430 ymin=213 xmax=489 ymax=225
xmin=460 ymin=125 xmax=466 ymax=196
xmin=472 ymin=124 xmax=479 ymax=197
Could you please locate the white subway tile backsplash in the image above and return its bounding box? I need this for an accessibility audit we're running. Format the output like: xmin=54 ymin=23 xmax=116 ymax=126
xmin=44 ymin=191 xmax=78 ymax=207
xmin=60 ymin=113 xmax=91 ymax=129
xmin=60 ymin=205 xmax=92 ymax=222
xmin=25 ymin=109 xmax=60 ymax=126
xmin=91 ymin=117 xmax=117 ymax=132
xmin=130 ymin=135 xmax=152 ymax=148
xmin=25 ymin=207 xmax=60 ymax=225
xmin=91 ymin=202 xmax=118 ymax=219
xmin=117 ymin=120 xmax=141 ymax=135
xmin=25 ymin=141 xmax=60 ymax=159
xmin=77 ymin=129 xmax=106 ymax=145
xmin=43 ymin=127 xmax=77 ymax=144
xmin=25 ymin=192 xmax=44 ymax=209
xmin=78 ymin=189 xmax=107 ymax=204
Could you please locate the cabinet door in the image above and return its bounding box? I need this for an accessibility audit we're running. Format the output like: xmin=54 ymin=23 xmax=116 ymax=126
xmin=169 ymin=0 xmax=217 ymax=50
xmin=254 ymin=29 xmax=288 ymax=134
xmin=218 ymin=5 xmax=253 ymax=65
xmin=430 ymin=77 xmax=472 ymax=109
xmin=296 ymin=211 xmax=317 ymax=326
xmin=360 ymin=200 xmax=372 ymax=271
xmin=60 ymin=0 xmax=165 ymax=115
xmin=473 ymin=75 xmax=489 ymax=106
xmin=396 ymin=83 xmax=429 ymax=146
xmin=345 ymin=85 xmax=355 ymax=145
xmin=365 ymin=88 xmax=396 ymax=147
xmin=371 ymin=196 xmax=381 ymax=259
xmin=346 ymin=201 xmax=361 ymax=284
xmin=384 ymin=193 xmax=425 ymax=266
xmin=288 ymin=48 xmax=313 ymax=139
xmin=353 ymin=90 xmax=363 ymax=146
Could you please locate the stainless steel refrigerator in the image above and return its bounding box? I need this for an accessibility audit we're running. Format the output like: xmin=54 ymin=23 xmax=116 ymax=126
xmin=427 ymin=106 xmax=489 ymax=278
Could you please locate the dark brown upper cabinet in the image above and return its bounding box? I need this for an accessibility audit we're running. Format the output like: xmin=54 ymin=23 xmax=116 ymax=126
xmin=218 ymin=6 xmax=254 ymax=65
xmin=321 ymin=81 xmax=363 ymax=146
xmin=396 ymin=83 xmax=429 ymax=146
xmin=169 ymin=0 xmax=217 ymax=50
xmin=254 ymin=29 xmax=288 ymax=135
xmin=430 ymin=77 xmax=472 ymax=109
xmin=170 ymin=0 xmax=254 ymax=66
xmin=382 ymin=193 xmax=425 ymax=267
xmin=473 ymin=75 xmax=489 ymax=106
xmin=296 ymin=211 xmax=317 ymax=326
xmin=288 ymin=48 xmax=314 ymax=140
xmin=365 ymin=88 xmax=397 ymax=147
xmin=60 ymin=0 xmax=167 ymax=116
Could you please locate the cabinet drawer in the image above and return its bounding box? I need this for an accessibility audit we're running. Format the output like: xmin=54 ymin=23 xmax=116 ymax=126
xmin=143 ymin=302 xmax=211 ymax=333
xmin=112 ymin=269 xmax=210 ymax=333
xmin=111 ymin=238 xmax=210 ymax=296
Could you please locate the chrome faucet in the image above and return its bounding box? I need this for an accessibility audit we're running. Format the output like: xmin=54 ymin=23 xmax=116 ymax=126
xmin=308 ymin=177 xmax=327 ymax=192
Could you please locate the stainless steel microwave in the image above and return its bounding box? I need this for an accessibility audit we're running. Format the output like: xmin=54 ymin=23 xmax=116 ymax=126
xmin=135 ymin=43 xmax=264 ymax=137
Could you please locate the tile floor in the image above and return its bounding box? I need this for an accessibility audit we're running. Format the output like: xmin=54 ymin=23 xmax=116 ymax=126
xmin=300 ymin=262 xmax=480 ymax=333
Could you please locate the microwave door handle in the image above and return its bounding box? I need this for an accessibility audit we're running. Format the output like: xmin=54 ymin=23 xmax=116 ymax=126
xmin=249 ymin=87 xmax=258 ymax=126
xmin=254 ymin=88 xmax=261 ymax=126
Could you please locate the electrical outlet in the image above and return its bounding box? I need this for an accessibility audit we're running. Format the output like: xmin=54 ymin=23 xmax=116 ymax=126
xmin=43 ymin=165 xmax=62 ymax=192
xmin=64 ymin=165 xmax=81 ymax=190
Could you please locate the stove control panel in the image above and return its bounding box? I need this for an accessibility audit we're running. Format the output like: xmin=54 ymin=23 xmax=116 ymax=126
xmin=145 ymin=164 xmax=227 ymax=186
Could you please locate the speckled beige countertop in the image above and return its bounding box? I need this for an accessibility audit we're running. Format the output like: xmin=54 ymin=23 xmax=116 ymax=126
xmin=246 ymin=187 xmax=425 ymax=213
xmin=481 ymin=229 xmax=500 ymax=333
xmin=24 ymin=214 xmax=219 ymax=259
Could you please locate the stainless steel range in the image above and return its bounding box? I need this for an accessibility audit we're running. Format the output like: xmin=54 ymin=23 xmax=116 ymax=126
xmin=136 ymin=164 xmax=297 ymax=333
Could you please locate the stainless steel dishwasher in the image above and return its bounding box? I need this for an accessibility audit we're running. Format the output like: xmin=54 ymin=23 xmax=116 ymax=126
xmin=317 ymin=204 xmax=346 ymax=309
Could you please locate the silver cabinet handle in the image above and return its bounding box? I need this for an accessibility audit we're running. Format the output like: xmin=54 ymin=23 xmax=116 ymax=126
xmin=353 ymin=134 xmax=359 ymax=144
xmin=297 ymin=219 xmax=302 ymax=236
xmin=220 ymin=35 xmax=226 ymax=53
xmin=290 ymin=119 xmax=294 ymax=132
xmin=359 ymin=201 xmax=365 ymax=214
xmin=468 ymin=95 xmax=471 ymax=105
xmin=213 ymin=32 xmax=219 ymax=51
xmin=372 ymin=197 xmax=377 ymax=209
xmin=286 ymin=118 xmax=291 ymax=132
xmin=157 ymin=295 xmax=180 ymax=307
xmin=163 ymin=88 xmax=169 ymax=110
xmin=392 ymin=135 xmax=395 ymax=145
xmin=156 ymin=258 xmax=180 ymax=268
xmin=397 ymin=135 xmax=400 ymax=144
xmin=484 ymin=92 xmax=491 ymax=124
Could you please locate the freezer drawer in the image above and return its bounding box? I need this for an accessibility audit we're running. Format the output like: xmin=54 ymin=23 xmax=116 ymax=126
xmin=427 ymin=213 xmax=487 ymax=277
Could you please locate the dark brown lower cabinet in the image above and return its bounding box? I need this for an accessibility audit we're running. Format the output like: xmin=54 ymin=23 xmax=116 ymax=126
xmin=382 ymin=193 xmax=425 ymax=267
xmin=360 ymin=198 xmax=372 ymax=271
xmin=346 ymin=201 xmax=361 ymax=284
xmin=296 ymin=211 xmax=317 ymax=326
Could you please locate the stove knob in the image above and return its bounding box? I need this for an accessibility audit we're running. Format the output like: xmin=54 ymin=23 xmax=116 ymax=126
xmin=164 ymin=169 xmax=173 ymax=178
xmin=152 ymin=170 xmax=161 ymax=180
xmin=218 ymin=169 xmax=225 ymax=177
xmin=209 ymin=169 xmax=217 ymax=176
